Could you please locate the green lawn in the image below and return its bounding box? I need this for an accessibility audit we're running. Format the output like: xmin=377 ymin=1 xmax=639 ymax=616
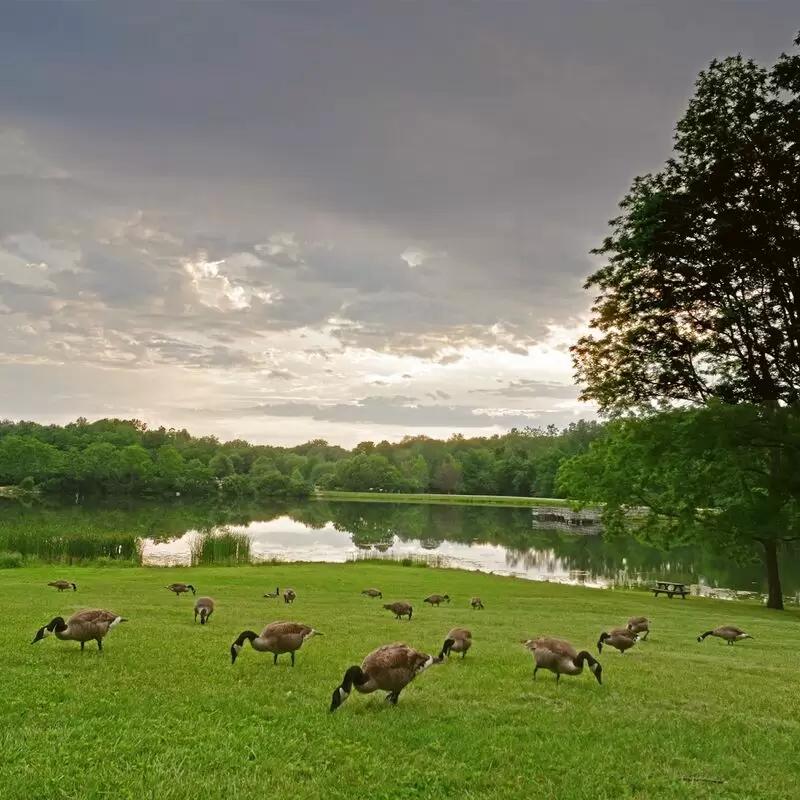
xmin=1 ymin=564 xmax=798 ymax=799
xmin=316 ymin=490 xmax=570 ymax=508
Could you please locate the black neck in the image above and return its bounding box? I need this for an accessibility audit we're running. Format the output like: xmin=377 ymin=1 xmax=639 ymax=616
xmin=699 ymin=631 xmax=712 ymax=640
xmin=234 ymin=630 xmax=258 ymax=647
xmin=575 ymin=651 xmax=597 ymax=668
xmin=341 ymin=666 xmax=367 ymax=693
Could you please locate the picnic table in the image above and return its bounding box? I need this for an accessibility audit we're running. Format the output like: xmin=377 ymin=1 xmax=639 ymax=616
xmin=651 ymin=580 xmax=690 ymax=599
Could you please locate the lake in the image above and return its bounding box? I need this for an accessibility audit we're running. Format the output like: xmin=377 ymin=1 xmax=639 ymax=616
xmin=2 ymin=498 xmax=798 ymax=603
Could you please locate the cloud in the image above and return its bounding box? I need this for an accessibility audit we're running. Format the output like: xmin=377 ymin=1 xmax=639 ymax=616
xmin=470 ymin=379 xmax=579 ymax=400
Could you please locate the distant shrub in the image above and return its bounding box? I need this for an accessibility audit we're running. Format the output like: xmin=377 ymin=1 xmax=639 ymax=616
xmin=0 ymin=551 xmax=23 ymax=568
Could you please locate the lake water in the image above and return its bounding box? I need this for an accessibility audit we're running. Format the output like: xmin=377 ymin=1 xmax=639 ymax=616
xmin=2 ymin=498 xmax=798 ymax=603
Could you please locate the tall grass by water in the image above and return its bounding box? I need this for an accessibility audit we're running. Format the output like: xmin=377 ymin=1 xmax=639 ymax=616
xmin=2 ymin=562 xmax=799 ymax=799
xmin=190 ymin=529 xmax=252 ymax=566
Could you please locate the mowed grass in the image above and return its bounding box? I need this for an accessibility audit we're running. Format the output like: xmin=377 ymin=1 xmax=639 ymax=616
xmin=315 ymin=490 xmax=569 ymax=507
xmin=1 ymin=565 xmax=799 ymax=800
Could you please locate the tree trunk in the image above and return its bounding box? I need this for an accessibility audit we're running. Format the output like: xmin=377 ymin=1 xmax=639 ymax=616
xmin=760 ymin=539 xmax=784 ymax=611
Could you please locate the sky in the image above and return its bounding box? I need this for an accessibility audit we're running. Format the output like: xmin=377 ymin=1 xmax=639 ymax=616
xmin=0 ymin=3 xmax=798 ymax=447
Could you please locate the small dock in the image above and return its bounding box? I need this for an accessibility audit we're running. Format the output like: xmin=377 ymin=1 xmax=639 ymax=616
xmin=531 ymin=506 xmax=603 ymax=535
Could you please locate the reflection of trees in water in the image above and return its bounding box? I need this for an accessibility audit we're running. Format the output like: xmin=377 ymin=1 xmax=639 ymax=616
xmin=3 ymin=497 xmax=799 ymax=595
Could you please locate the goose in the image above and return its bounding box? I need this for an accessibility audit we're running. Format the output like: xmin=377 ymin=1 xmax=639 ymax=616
xmin=193 ymin=597 xmax=215 ymax=624
xmin=470 ymin=597 xmax=484 ymax=610
xmin=439 ymin=627 xmax=472 ymax=659
xmin=47 ymin=580 xmax=77 ymax=592
xmin=598 ymin=628 xmax=639 ymax=654
xmin=423 ymin=594 xmax=450 ymax=607
xmin=626 ymin=616 xmax=650 ymax=640
xmin=230 ymin=621 xmax=322 ymax=666
xmin=31 ymin=609 xmax=127 ymax=652
xmin=330 ymin=643 xmax=442 ymax=712
xmin=263 ymin=587 xmax=280 ymax=599
xmin=361 ymin=588 xmax=383 ymax=599
xmin=283 ymin=589 xmax=297 ymax=604
xmin=167 ymin=583 xmax=196 ymax=597
xmin=697 ymin=626 xmax=753 ymax=645
xmin=524 ymin=637 xmax=603 ymax=684
xmin=383 ymin=601 xmax=413 ymax=620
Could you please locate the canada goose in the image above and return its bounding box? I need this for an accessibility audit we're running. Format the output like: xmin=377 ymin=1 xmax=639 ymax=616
xmin=283 ymin=589 xmax=297 ymax=604
xmin=230 ymin=621 xmax=322 ymax=666
xmin=263 ymin=587 xmax=280 ymax=599
xmin=470 ymin=597 xmax=484 ymax=610
xmin=524 ymin=637 xmax=603 ymax=684
xmin=423 ymin=594 xmax=450 ymax=607
xmin=193 ymin=597 xmax=215 ymax=625
xmin=361 ymin=588 xmax=383 ymax=599
xmin=47 ymin=580 xmax=77 ymax=592
xmin=167 ymin=583 xmax=196 ymax=597
xmin=330 ymin=643 xmax=443 ymax=712
xmin=31 ymin=609 xmax=127 ymax=652
xmin=598 ymin=628 xmax=639 ymax=654
xmin=383 ymin=601 xmax=413 ymax=620
xmin=627 ymin=616 xmax=650 ymax=640
xmin=439 ymin=627 xmax=472 ymax=659
xmin=697 ymin=626 xmax=753 ymax=645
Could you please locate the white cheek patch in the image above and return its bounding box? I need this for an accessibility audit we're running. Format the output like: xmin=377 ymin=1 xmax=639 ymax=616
xmin=110 ymin=617 xmax=123 ymax=629
xmin=42 ymin=628 xmax=52 ymax=638
xmin=417 ymin=655 xmax=435 ymax=673
xmin=233 ymin=644 xmax=242 ymax=654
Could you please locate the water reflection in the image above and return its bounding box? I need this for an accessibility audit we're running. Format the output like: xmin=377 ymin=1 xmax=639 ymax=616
xmin=1 ymin=498 xmax=798 ymax=602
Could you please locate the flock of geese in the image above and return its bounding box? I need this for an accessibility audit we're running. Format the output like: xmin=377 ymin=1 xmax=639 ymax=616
xmin=34 ymin=579 xmax=754 ymax=712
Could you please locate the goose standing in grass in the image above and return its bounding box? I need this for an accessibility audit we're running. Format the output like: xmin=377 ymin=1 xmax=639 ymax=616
xmin=167 ymin=583 xmax=196 ymax=597
xmin=47 ymin=580 xmax=77 ymax=592
xmin=697 ymin=626 xmax=753 ymax=645
xmin=470 ymin=597 xmax=484 ymax=610
xmin=383 ymin=601 xmax=413 ymax=620
xmin=330 ymin=643 xmax=443 ymax=712
xmin=283 ymin=589 xmax=297 ymax=604
xmin=31 ymin=609 xmax=127 ymax=652
xmin=230 ymin=621 xmax=322 ymax=666
xmin=439 ymin=628 xmax=472 ymax=659
xmin=193 ymin=597 xmax=215 ymax=624
xmin=524 ymin=637 xmax=603 ymax=685
xmin=361 ymin=588 xmax=383 ymax=599
xmin=423 ymin=594 xmax=450 ymax=607
xmin=627 ymin=616 xmax=650 ymax=640
xmin=263 ymin=587 xmax=280 ymax=599
xmin=598 ymin=628 xmax=639 ymax=654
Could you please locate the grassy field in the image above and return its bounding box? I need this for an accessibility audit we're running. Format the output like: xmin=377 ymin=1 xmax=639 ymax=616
xmin=316 ymin=490 xmax=571 ymax=508
xmin=2 ymin=564 xmax=798 ymax=800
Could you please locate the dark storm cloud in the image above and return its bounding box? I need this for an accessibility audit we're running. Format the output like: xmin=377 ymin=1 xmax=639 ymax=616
xmin=1 ymin=3 xmax=797 ymax=362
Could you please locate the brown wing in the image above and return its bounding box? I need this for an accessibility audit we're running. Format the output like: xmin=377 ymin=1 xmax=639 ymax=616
xmin=68 ymin=609 xmax=117 ymax=625
xmin=720 ymin=626 xmax=745 ymax=636
xmin=261 ymin=621 xmax=311 ymax=637
xmin=447 ymin=628 xmax=472 ymax=640
xmin=194 ymin=597 xmax=214 ymax=609
xmin=531 ymin=637 xmax=578 ymax=659
xmin=627 ymin=616 xmax=648 ymax=626
xmin=610 ymin=626 xmax=636 ymax=637
xmin=362 ymin=643 xmax=428 ymax=672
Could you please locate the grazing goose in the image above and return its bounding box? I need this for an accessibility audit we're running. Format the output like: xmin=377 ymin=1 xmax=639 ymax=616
xmin=193 ymin=597 xmax=215 ymax=624
xmin=31 ymin=609 xmax=127 ymax=652
xmin=627 ymin=616 xmax=651 ymax=640
xmin=383 ymin=601 xmax=413 ymax=620
xmin=598 ymin=628 xmax=639 ymax=654
xmin=361 ymin=588 xmax=383 ymax=599
xmin=524 ymin=637 xmax=603 ymax=685
xmin=263 ymin=587 xmax=280 ymax=599
xmin=439 ymin=627 xmax=472 ymax=659
xmin=283 ymin=589 xmax=297 ymax=604
xmin=470 ymin=597 xmax=484 ymax=610
xmin=47 ymin=580 xmax=77 ymax=592
xmin=230 ymin=621 xmax=322 ymax=666
xmin=424 ymin=594 xmax=450 ymax=607
xmin=330 ymin=643 xmax=442 ymax=712
xmin=697 ymin=626 xmax=753 ymax=645
xmin=167 ymin=583 xmax=196 ymax=597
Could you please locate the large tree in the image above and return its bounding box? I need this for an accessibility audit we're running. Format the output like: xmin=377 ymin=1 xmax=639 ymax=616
xmin=569 ymin=34 xmax=800 ymax=608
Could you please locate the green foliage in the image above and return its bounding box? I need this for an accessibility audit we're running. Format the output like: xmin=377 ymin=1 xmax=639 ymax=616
xmin=558 ymin=403 xmax=800 ymax=608
xmin=0 ymin=551 xmax=23 ymax=568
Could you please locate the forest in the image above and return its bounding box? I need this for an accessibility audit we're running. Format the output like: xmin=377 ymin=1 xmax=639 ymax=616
xmin=0 ymin=417 xmax=604 ymax=501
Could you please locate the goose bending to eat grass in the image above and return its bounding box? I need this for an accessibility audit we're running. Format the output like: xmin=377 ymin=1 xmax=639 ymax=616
xmin=32 ymin=609 xmax=127 ymax=652
xmin=524 ymin=637 xmax=602 ymax=685
xmin=230 ymin=621 xmax=322 ymax=666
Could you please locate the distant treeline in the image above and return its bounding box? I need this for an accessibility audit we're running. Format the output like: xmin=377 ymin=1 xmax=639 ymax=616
xmin=0 ymin=417 xmax=604 ymax=500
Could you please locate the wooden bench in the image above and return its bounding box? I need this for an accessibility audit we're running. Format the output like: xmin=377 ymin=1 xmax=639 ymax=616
xmin=651 ymin=580 xmax=690 ymax=599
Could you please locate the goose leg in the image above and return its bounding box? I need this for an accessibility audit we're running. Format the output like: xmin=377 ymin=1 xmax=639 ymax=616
xmin=80 ymin=641 xmax=85 ymax=652
xmin=555 ymin=673 xmax=561 ymax=684
xmin=533 ymin=666 xmax=538 ymax=681
xmin=97 ymin=638 xmax=102 ymax=652
xmin=273 ymin=653 xmax=279 ymax=665
xmin=290 ymin=651 xmax=295 ymax=667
